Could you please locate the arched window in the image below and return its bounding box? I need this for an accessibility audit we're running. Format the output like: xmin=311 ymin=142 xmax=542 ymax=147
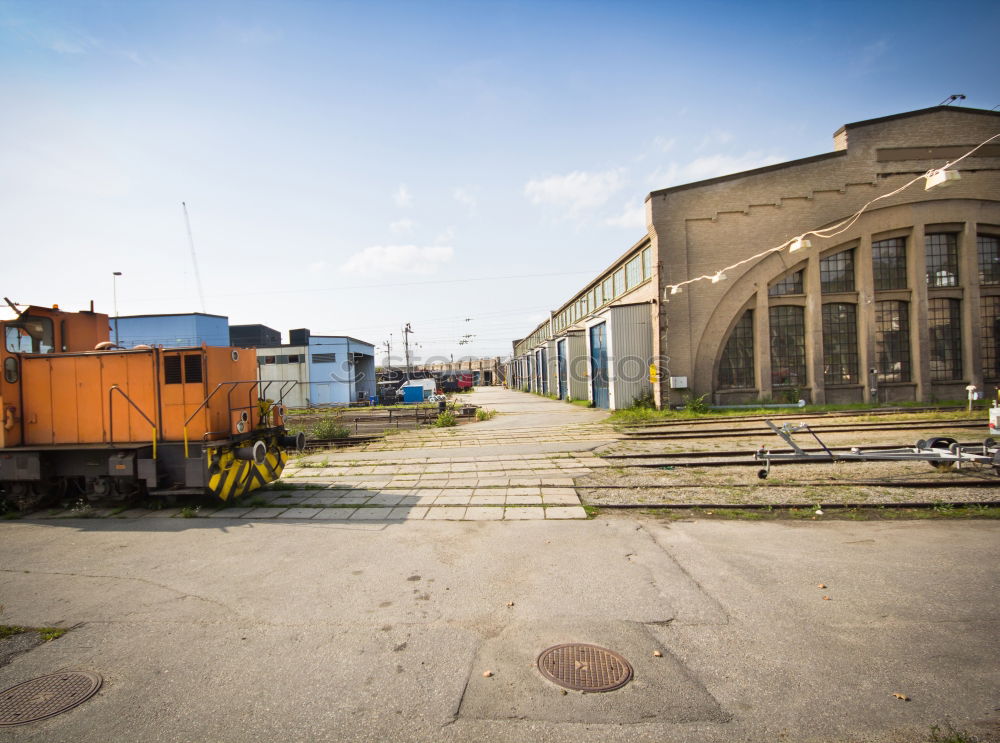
xmin=769 ymin=306 xmax=806 ymax=388
xmin=822 ymin=303 xmax=858 ymax=384
xmin=981 ymin=296 xmax=1000 ymax=380
xmin=717 ymin=311 xmax=754 ymax=389
xmin=874 ymin=301 xmax=911 ymax=382
xmin=928 ymin=298 xmax=963 ymax=381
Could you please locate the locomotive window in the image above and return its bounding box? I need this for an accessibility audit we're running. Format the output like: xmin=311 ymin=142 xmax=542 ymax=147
xmin=4 ymin=316 xmax=55 ymax=354
xmin=164 ymin=355 xmax=183 ymax=384
xmin=184 ymin=354 xmax=203 ymax=383
xmin=3 ymin=357 xmax=17 ymax=383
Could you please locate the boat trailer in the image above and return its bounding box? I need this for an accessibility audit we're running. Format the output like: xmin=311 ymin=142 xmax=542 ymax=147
xmin=754 ymin=409 xmax=1000 ymax=479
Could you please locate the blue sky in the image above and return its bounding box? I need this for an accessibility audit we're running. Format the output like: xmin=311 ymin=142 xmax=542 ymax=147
xmin=3 ymin=0 xmax=998 ymax=363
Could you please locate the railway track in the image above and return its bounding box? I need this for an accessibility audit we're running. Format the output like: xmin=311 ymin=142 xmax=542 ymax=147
xmin=599 ymin=442 xmax=989 ymax=468
xmin=578 ymin=478 xmax=1000 ymax=489
xmin=620 ymin=419 xmax=985 ymax=440
xmin=617 ymin=406 xmax=970 ymax=430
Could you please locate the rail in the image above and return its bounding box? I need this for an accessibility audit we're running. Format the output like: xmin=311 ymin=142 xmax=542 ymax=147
xmin=108 ymin=385 xmax=158 ymax=459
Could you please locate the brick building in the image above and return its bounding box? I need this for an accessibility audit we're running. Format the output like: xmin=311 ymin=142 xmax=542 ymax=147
xmin=507 ymin=105 xmax=1000 ymax=408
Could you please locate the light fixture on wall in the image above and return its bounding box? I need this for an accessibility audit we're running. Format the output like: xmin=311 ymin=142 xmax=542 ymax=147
xmin=924 ymin=168 xmax=961 ymax=190
xmin=789 ymin=237 xmax=812 ymax=253
xmin=711 ymin=271 xmax=727 ymax=284
xmin=669 ymin=285 xmax=683 ymax=295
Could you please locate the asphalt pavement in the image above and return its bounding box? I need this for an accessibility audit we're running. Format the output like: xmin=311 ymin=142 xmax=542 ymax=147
xmin=0 ymin=389 xmax=997 ymax=742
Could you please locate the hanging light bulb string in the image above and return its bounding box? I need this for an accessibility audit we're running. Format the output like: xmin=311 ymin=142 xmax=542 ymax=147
xmin=665 ymin=130 xmax=1000 ymax=296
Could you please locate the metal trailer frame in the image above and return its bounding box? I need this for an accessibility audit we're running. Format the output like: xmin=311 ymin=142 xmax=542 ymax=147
xmin=754 ymin=420 xmax=1000 ymax=479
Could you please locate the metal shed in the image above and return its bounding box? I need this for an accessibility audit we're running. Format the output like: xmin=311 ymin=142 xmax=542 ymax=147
xmin=584 ymin=302 xmax=654 ymax=409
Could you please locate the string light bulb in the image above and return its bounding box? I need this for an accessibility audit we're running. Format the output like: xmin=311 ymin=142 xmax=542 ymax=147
xmin=924 ymin=168 xmax=961 ymax=190
xmin=789 ymin=237 xmax=812 ymax=253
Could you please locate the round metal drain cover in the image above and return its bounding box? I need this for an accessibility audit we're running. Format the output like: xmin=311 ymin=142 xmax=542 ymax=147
xmin=537 ymin=643 xmax=633 ymax=692
xmin=0 ymin=671 xmax=102 ymax=726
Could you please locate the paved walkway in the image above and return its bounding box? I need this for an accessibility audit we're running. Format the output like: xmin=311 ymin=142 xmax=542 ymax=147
xmin=271 ymin=387 xmax=616 ymax=521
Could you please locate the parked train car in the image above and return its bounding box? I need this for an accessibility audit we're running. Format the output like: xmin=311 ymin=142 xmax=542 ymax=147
xmin=0 ymin=301 xmax=303 ymax=510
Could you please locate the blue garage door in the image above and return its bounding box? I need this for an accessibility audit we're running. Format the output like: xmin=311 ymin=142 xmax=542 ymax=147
xmin=557 ymin=340 xmax=567 ymax=399
xmin=589 ymin=322 xmax=609 ymax=409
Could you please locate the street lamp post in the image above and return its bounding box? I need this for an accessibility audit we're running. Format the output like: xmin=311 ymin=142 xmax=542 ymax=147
xmin=112 ymin=271 xmax=122 ymax=346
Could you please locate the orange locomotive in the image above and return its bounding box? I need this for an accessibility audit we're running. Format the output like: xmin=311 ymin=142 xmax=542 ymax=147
xmin=0 ymin=300 xmax=303 ymax=510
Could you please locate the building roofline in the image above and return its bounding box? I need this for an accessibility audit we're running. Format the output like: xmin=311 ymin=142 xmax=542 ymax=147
xmin=308 ymin=335 xmax=375 ymax=348
xmin=648 ymin=106 xmax=1000 ymax=201
xmin=647 ymin=151 xmax=845 ymax=199
xmin=832 ymin=104 xmax=1000 ymax=138
xmin=115 ymin=312 xmax=229 ymax=320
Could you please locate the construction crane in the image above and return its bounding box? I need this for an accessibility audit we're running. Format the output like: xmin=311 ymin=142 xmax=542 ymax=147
xmin=181 ymin=201 xmax=208 ymax=313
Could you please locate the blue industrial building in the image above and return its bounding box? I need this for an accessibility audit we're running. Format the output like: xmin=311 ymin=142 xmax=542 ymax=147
xmin=256 ymin=328 xmax=376 ymax=407
xmin=112 ymin=313 xmax=230 ymax=348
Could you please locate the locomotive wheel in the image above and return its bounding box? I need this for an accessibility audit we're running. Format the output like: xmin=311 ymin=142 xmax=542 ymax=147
xmin=926 ymin=436 xmax=957 ymax=471
xmin=7 ymin=478 xmax=65 ymax=512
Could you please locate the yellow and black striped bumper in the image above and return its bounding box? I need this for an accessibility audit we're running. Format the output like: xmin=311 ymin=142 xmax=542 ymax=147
xmin=205 ymin=443 xmax=287 ymax=501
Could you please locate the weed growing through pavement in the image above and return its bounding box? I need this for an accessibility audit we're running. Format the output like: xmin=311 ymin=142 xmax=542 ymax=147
xmin=929 ymin=723 xmax=981 ymax=743
xmin=433 ymin=411 xmax=457 ymax=427
xmin=70 ymin=498 xmax=96 ymax=518
xmin=179 ymin=505 xmax=201 ymax=518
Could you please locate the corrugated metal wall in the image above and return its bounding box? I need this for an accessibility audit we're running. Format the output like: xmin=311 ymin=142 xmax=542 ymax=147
xmin=610 ymin=303 xmax=653 ymax=409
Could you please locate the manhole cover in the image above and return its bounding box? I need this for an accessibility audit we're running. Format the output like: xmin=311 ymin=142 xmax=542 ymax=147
xmin=537 ymin=643 xmax=633 ymax=692
xmin=0 ymin=671 xmax=102 ymax=726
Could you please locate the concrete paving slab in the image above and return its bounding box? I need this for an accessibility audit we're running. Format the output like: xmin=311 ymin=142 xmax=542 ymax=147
xmin=424 ymin=506 xmax=467 ymax=520
xmin=541 ymin=493 xmax=582 ymax=505
xmin=368 ymin=494 xmax=405 ymax=506
xmin=275 ymin=508 xmax=319 ymax=519
xmin=350 ymin=507 xmax=395 ymax=520
xmin=240 ymin=507 xmax=285 ymax=519
xmin=335 ymin=495 xmax=371 ymax=504
xmin=465 ymin=507 xmax=504 ymax=521
xmin=503 ymin=507 xmax=545 ymax=520
xmin=458 ymin=619 xmax=726 ymax=724
xmin=436 ymin=495 xmax=471 ymax=505
xmin=140 ymin=507 xmax=183 ymax=518
xmin=506 ymin=495 xmax=543 ymax=504
xmin=205 ymin=507 xmax=253 ymax=518
xmin=389 ymin=506 xmax=429 ymax=520
xmin=544 ymin=506 xmax=588 ymax=519
xmin=470 ymin=495 xmax=505 ymax=505
xmin=313 ymin=507 xmax=357 ymax=520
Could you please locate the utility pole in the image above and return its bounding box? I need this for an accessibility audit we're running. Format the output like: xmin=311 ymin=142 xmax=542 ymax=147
xmin=402 ymin=323 xmax=413 ymax=375
xmin=383 ymin=338 xmax=392 ymax=368
xmin=112 ymin=271 xmax=122 ymax=346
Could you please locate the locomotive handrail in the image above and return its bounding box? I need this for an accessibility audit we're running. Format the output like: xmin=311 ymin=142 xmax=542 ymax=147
xmin=183 ymin=380 xmax=259 ymax=458
xmin=108 ymin=385 xmax=158 ymax=460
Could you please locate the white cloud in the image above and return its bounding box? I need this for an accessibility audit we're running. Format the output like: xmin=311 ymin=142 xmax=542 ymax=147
xmin=341 ymin=244 xmax=454 ymax=276
xmin=652 ymin=136 xmax=676 ymax=153
xmin=524 ymin=169 xmax=624 ymax=215
xmin=393 ymin=183 xmax=413 ymax=207
xmin=697 ymin=130 xmax=734 ymax=150
xmin=390 ymin=218 xmax=416 ymax=235
xmin=605 ymin=201 xmax=646 ymax=230
xmin=434 ymin=226 xmax=456 ymax=244
xmin=453 ymin=186 xmax=477 ymax=214
xmin=307 ymin=259 xmax=328 ymax=272
xmin=648 ymin=151 xmax=785 ymax=189
xmin=45 ymin=31 xmax=102 ymax=55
